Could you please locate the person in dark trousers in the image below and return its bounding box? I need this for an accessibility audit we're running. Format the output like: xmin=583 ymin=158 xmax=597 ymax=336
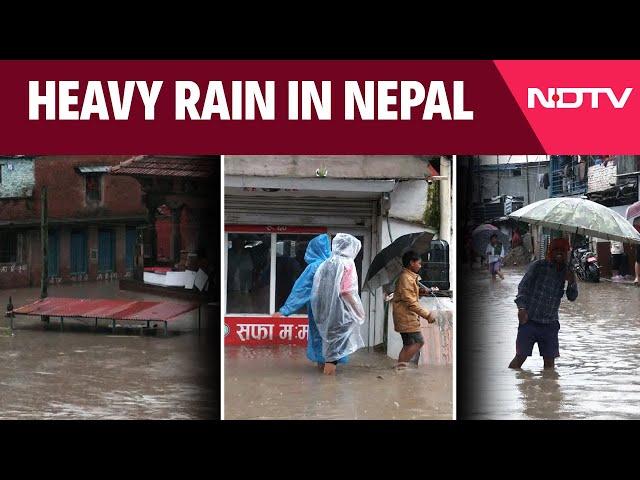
xmin=508 ymin=238 xmax=578 ymax=370
xmin=392 ymin=250 xmax=437 ymax=370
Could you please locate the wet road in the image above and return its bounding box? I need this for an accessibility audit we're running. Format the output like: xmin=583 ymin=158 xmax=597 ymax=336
xmin=0 ymin=282 xmax=216 ymax=419
xmin=463 ymin=265 xmax=640 ymax=420
xmin=225 ymin=346 xmax=452 ymax=420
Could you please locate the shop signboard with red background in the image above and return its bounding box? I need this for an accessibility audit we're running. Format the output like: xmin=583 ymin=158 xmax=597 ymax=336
xmin=224 ymin=316 xmax=308 ymax=346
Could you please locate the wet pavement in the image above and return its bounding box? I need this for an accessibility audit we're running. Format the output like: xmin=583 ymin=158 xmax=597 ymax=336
xmin=463 ymin=265 xmax=640 ymax=420
xmin=224 ymin=346 xmax=452 ymax=420
xmin=0 ymin=282 xmax=216 ymax=419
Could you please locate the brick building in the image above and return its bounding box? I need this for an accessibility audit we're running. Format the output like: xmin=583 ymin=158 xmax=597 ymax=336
xmin=0 ymin=155 xmax=147 ymax=288
xmin=110 ymin=155 xmax=219 ymax=287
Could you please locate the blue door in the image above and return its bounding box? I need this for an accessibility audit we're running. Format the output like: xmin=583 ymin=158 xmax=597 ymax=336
xmin=98 ymin=229 xmax=115 ymax=272
xmin=70 ymin=230 xmax=88 ymax=274
xmin=47 ymin=230 xmax=59 ymax=277
xmin=125 ymin=227 xmax=137 ymax=271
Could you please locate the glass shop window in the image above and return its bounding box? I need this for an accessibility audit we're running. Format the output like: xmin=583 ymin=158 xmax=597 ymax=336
xmin=226 ymin=233 xmax=271 ymax=314
xmin=226 ymin=231 xmax=365 ymax=315
xmin=275 ymin=234 xmax=318 ymax=314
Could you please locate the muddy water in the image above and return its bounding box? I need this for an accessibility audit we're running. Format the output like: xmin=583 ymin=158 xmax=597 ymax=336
xmin=464 ymin=266 xmax=640 ymax=420
xmin=0 ymin=282 xmax=216 ymax=419
xmin=225 ymin=346 xmax=452 ymax=420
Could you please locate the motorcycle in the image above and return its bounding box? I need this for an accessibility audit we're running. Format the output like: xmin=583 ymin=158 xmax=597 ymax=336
xmin=570 ymin=244 xmax=600 ymax=282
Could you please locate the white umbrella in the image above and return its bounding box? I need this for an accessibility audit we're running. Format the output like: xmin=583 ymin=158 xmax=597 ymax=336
xmin=508 ymin=197 xmax=640 ymax=244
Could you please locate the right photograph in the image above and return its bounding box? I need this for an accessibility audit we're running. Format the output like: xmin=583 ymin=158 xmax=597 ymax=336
xmin=458 ymin=155 xmax=640 ymax=420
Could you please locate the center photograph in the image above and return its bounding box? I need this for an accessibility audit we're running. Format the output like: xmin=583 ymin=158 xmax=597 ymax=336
xmin=223 ymin=155 xmax=455 ymax=420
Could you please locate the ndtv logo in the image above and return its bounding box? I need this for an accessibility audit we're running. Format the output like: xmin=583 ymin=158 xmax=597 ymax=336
xmin=528 ymin=87 xmax=633 ymax=109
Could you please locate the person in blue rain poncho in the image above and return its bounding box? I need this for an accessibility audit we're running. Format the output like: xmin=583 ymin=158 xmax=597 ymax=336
xmin=274 ymin=234 xmax=347 ymax=369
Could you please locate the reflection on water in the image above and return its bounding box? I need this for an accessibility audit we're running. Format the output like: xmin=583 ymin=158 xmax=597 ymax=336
xmin=225 ymin=346 xmax=452 ymax=420
xmin=465 ymin=266 xmax=640 ymax=420
xmin=516 ymin=369 xmax=564 ymax=420
xmin=0 ymin=282 xmax=216 ymax=419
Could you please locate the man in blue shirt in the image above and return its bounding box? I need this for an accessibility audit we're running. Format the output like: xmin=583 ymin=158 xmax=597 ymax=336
xmin=508 ymin=238 xmax=578 ymax=370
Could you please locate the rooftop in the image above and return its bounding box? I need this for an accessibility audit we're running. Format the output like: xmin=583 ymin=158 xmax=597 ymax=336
xmin=110 ymin=155 xmax=218 ymax=179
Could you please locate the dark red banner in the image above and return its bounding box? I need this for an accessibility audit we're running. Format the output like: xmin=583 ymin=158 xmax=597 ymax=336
xmin=5 ymin=60 xmax=640 ymax=153
xmin=0 ymin=60 xmax=543 ymax=154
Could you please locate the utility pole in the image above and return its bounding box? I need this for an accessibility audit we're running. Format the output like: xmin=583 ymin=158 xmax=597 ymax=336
xmin=40 ymin=186 xmax=48 ymax=299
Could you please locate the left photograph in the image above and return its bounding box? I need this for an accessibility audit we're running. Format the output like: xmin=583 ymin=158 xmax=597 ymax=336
xmin=0 ymin=155 xmax=220 ymax=419
xmin=224 ymin=155 xmax=454 ymax=420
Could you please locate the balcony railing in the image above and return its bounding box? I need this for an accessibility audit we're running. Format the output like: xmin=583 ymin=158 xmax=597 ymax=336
xmin=550 ymin=155 xmax=588 ymax=197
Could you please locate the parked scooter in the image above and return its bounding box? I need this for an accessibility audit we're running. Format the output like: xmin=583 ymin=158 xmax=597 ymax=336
xmin=570 ymin=243 xmax=600 ymax=282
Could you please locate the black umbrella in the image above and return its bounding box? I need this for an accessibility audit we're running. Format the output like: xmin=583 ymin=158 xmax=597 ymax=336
xmin=363 ymin=231 xmax=435 ymax=292
xmin=471 ymin=224 xmax=509 ymax=255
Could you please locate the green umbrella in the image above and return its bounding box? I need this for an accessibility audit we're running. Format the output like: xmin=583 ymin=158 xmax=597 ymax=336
xmin=508 ymin=197 xmax=640 ymax=244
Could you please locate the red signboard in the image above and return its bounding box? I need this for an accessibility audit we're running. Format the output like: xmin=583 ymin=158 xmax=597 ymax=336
xmin=224 ymin=316 xmax=308 ymax=346
xmin=224 ymin=225 xmax=327 ymax=234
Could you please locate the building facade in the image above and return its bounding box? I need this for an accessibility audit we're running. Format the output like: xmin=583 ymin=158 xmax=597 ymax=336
xmin=223 ymin=155 xmax=453 ymax=354
xmin=0 ymin=155 xmax=147 ymax=288
xmin=110 ymin=155 xmax=219 ymax=297
xmin=576 ymin=155 xmax=640 ymax=277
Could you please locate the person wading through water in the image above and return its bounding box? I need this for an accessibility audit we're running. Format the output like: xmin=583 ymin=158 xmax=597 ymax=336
xmin=311 ymin=233 xmax=366 ymax=375
xmin=274 ymin=234 xmax=349 ymax=371
xmin=485 ymin=233 xmax=505 ymax=280
xmin=392 ymin=251 xmax=437 ymax=370
xmin=509 ymin=238 xmax=578 ymax=370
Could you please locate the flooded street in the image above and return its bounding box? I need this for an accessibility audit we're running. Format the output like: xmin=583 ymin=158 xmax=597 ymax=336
xmin=463 ymin=265 xmax=640 ymax=420
xmin=225 ymin=346 xmax=452 ymax=420
xmin=0 ymin=282 xmax=217 ymax=419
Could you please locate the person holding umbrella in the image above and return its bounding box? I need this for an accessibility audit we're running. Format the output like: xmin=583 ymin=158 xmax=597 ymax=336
xmin=508 ymin=238 xmax=578 ymax=370
xmin=485 ymin=233 xmax=505 ymax=280
xmin=472 ymin=224 xmax=508 ymax=274
xmin=392 ymin=250 xmax=437 ymax=370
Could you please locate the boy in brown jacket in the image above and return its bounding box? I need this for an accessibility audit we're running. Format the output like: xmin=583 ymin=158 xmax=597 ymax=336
xmin=392 ymin=250 xmax=436 ymax=369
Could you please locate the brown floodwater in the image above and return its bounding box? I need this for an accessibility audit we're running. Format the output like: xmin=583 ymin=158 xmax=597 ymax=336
xmin=463 ymin=265 xmax=640 ymax=420
xmin=0 ymin=282 xmax=217 ymax=419
xmin=224 ymin=346 xmax=452 ymax=420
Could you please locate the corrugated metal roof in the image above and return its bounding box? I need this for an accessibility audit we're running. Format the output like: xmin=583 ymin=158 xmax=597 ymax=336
xmin=13 ymin=297 xmax=198 ymax=322
xmin=110 ymin=155 xmax=218 ymax=178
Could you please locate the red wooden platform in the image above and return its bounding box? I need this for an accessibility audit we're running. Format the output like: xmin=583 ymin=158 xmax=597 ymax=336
xmin=10 ymin=297 xmax=200 ymax=335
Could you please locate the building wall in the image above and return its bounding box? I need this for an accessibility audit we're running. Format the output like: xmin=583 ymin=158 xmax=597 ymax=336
xmin=26 ymin=223 xmax=135 ymax=286
xmin=0 ymin=263 xmax=29 ymax=289
xmin=388 ymin=179 xmax=430 ymax=223
xmin=0 ymin=156 xmax=148 ymax=288
xmin=224 ymin=155 xmax=433 ymax=179
xmin=588 ymin=164 xmax=617 ymax=193
xmin=475 ymin=166 xmax=549 ymax=205
xmin=0 ymin=155 xmax=146 ymax=222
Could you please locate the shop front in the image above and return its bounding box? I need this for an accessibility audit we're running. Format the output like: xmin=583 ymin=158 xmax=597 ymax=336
xmin=223 ymin=182 xmax=391 ymax=348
